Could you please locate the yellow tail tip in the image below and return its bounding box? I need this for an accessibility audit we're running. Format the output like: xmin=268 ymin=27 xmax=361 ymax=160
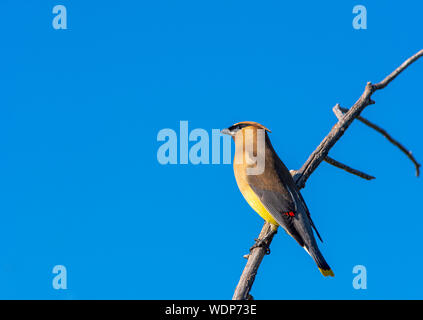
xmin=319 ymin=268 xmax=335 ymax=277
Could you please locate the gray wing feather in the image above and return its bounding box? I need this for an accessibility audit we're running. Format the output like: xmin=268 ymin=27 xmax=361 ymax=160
xmin=249 ymin=185 xmax=305 ymax=247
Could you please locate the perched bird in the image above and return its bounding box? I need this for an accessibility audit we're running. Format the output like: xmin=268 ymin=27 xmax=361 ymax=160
xmin=222 ymin=121 xmax=334 ymax=277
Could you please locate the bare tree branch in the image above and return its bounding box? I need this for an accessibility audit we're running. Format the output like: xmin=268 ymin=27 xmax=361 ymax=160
xmin=232 ymin=222 xmax=275 ymax=300
xmin=294 ymin=49 xmax=423 ymax=189
xmin=324 ymin=156 xmax=375 ymax=180
xmin=232 ymin=49 xmax=423 ymax=300
xmin=334 ymin=105 xmax=421 ymax=177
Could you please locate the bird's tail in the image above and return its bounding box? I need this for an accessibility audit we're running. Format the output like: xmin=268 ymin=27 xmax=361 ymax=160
xmin=306 ymin=245 xmax=334 ymax=277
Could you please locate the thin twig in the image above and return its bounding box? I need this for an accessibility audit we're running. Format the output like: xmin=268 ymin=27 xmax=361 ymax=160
xmin=233 ymin=49 xmax=423 ymax=300
xmin=324 ymin=156 xmax=375 ymax=180
xmin=335 ymin=105 xmax=421 ymax=177
xmin=373 ymin=50 xmax=423 ymax=90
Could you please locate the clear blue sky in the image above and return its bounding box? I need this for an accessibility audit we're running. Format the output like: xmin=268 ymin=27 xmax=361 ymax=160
xmin=1 ymin=1 xmax=422 ymax=299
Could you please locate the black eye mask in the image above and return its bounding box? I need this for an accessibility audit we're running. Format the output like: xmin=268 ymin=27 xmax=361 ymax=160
xmin=229 ymin=123 xmax=250 ymax=132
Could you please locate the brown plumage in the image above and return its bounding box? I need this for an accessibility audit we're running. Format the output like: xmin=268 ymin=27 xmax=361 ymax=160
xmin=222 ymin=121 xmax=334 ymax=277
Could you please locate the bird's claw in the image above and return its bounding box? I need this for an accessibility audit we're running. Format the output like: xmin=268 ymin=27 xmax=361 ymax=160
xmin=249 ymin=239 xmax=271 ymax=255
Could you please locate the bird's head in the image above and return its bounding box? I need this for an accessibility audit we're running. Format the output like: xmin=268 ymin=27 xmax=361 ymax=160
xmin=221 ymin=121 xmax=271 ymax=137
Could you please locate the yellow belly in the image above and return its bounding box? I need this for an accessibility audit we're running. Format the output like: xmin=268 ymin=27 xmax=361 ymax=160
xmin=234 ymin=173 xmax=279 ymax=226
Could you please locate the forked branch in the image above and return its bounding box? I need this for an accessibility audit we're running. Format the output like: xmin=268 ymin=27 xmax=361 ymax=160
xmin=334 ymin=104 xmax=420 ymax=177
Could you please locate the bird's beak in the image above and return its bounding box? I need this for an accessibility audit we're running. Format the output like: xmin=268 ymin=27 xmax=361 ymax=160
xmin=221 ymin=128 xmax=232 ymax=136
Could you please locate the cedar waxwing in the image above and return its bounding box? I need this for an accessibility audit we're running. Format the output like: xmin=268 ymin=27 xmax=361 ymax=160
xmin=222 ymin=121 xmax=334 ymax=277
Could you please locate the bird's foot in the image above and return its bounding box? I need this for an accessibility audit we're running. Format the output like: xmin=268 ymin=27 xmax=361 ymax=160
xmin=249 ymin=228 xmax=277 ymax=255
xmin=249 ymin=238 xmax=271 ymax=255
